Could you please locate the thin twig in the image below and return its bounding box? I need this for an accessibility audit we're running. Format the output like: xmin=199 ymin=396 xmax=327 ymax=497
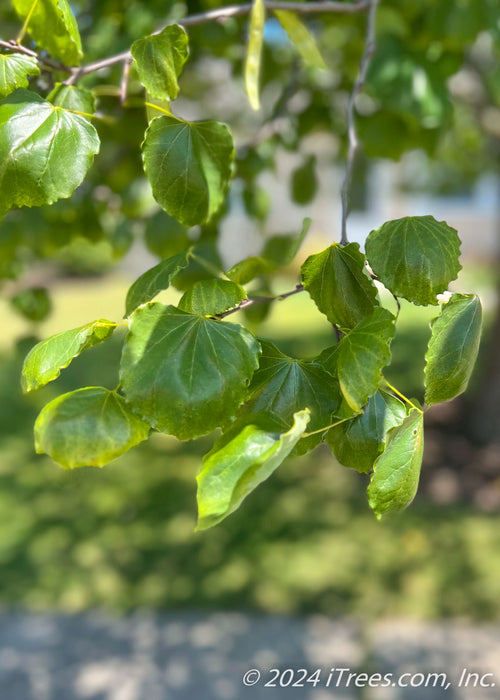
xmin=120 ymin=58 xmax=132 ymax=105
xmin=340 ymin=0 xmax=378 ymax=245
xmin=63 ymin=0 xmax=369 ymax=80
xmin=218 ymin=283 xmax=304 ymax=319
xmin=0 ymin=38 xmax=69 ymax=72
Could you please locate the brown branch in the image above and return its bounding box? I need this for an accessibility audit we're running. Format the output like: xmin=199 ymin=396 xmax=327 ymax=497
xmin=218 ymin=283 xmax=304 ymax=318
xmin=340 ymin=0 xmax=378 ymax=245
xmin=0 ymin=38 xmax=70 ymax=73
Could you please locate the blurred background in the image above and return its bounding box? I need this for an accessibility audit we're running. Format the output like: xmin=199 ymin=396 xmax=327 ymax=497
xmin=1 ymin=0 xmax=500 ymax=697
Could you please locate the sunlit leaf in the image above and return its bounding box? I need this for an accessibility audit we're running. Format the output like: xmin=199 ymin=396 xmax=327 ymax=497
xmin=367 ymin=409 xmax=424 ymax=519
xmin=0 ymin=53 xmax=40 ymax=98
xmin=22 ymin=319 xmax=117 ymax=393
xmin=35 ymin=387 xmax=150 ymax=469
xmin=125 ymin=250 xmax=191 ymax=317
xmin=178 ymin=279 xmax=246 ymax=316
xmin=365 ymin=216 xmax=461 ymax=306
xmin=424 ymin=293 xmax=482 ymax=406
xmin=196 ymin=409 xmax=310 ymax=530
xmin=47 ymin=83 xmax=95 ymax=114
xmin=131 ymin=24 xmax=189 ymax=101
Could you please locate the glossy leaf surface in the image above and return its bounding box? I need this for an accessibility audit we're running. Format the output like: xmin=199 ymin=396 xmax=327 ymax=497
xmin=424 ymin=293 xmax=482 ymax=405
xmin=0 ymin=53 xmax=40 ymax=98
xmin=196 ymin=410 xmax=310 ymax=530
xmin=120 ymin=304 xmax=261 ymax=439
xmin=367 ymin=410 xmax=424 ymax=519
xmin=365 ymin=216 xmax=462 ymax=305
xmin=178 ymin=279 xmax=246 ymax=316
xmin=22 ymin=319 xmax=117 ymax=393
xmin=142 ymin=115 xmax=234 ymax=226
xmin=35 ymin=387 xmax=150 ymax=469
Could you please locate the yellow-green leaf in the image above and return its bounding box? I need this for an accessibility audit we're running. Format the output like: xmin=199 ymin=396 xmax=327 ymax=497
xmin=245 ymin=0 xmax=265 ymax=110
xmin=274 ymin=10 xmax=327 ymax=70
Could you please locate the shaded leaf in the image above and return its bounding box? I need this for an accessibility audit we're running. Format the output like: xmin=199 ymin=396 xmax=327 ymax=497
xmin=179 ymin=279 xmax=246 ymax=316
xmin=227 ymin=218 xmax=310 ymax=285
xmin=301 ymin=242 xmax=379 ymax=331
xmin=35 ymin=387 xmax=150 ymax=469
xmin=145 ymin=210 xmax=189 ymax=259
xmin=365 ymin=216 xmax=462 ymax=306
xmin=125 ymin=250 xmax=191 ymax=317
xmin=13 ymin=0 xmax=83 ymax=65
xmin=196 ymin=409 xmax=310 ymax=530
xmin=291 ymin=155 xmax=317 ymax=205
xmin=274 ymin=10 xmax=327 ymax=69
xmin=0 ymin=90 xmax=100 ymax=218
xmin=325 ymin=390 xmax=406 ymax=473
xmin=47 ymin=83 xmax=95 ymax=114
xmin=0 ymin=53 xmax=40 ymax=99
xmin=22 ymin=319 xmax=117 ymax=393
xmin=131 ymin=24 xmax=189 ymax=101
xmin=142 ymin=114 xmax=234 ymax=226
xmin=245 ymin=341 xmax=341 ymax=455
xmin=424 ymin=293 xmax=482 ymax=406
xmin=245 ymin=0 xmax=265 ymax=110
xmin=319 ymin=308 xmax=395 ymax=412
xmin=120 ymin=303 xmax=260 ymax=439
xmin=367 ymin=409 xmax=424 ymax=519
xmin=11 ymin=287 xmax=51 ymax=322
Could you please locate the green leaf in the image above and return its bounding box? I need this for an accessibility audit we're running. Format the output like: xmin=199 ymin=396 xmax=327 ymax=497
xmin=319 ymin=308 xmax=395 ymax=412
xmin=13 ymin=0 xmax=83 ymax=66
xmin=367 ymin=409 xmax=424 ymax=519
xmin=145 ymin=210 xmax=189 ymax=259
xmin=196 ymin=409 xmax=310 ymax=530
xmin=245 ymin=0 xmax=265 ymax=110
xmin=47 ymin=83 xmax=96 ymax=114
xmin=34 ymin=387 xmax=150 ymax=469
xmin=244 ymin=341 xmax=341 ymax=455
xmin=142 ymin=114 xmax=234 ymax=226
xmin=178 ymin=279 xmax=247 ymax=316
xmin=301 ymin=242 xmax=379 ymax=331
xmin=120 ymin=303 xmax=261 ymax=439
xmin=125 ymin=250 xmax=191 ymax=317
xmin=325 ymin=390 xmax=406 ymax=473
xmin=291 ymin=155 xmax=318 ymax=205
xmin=11 ymin=286 xmax=51 ymax=322
xmin=0 ymin=90 xmax=100 ymax=218
xmin=365 ymin=216 xmax=462 ymax=306
xmin=424 ymin=293 xmax=482 ymax=406
xmin=131 ymin=24 xmax=189 ymax=101
xmin=227 ymin=218 xmax=310 ymax=285
xmin=0 ymin=53 xmax=40 ymax=99
xmin=274 ymin=10 xmax=327 ymax=70
xmin=21 ymin=319 xmax=117 ymax=393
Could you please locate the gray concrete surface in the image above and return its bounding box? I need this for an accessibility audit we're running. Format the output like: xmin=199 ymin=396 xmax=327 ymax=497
xmin=0 ymin=612 xmax=499 ymax=699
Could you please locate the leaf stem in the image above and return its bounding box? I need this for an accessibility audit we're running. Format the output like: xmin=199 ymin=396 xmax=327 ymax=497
xmin=382 ymin=380 xmax=423 ymax=414
xmin=219 ymin=283 xmax=304 ymax=318
xmin=144 ymin=101 xmax=173 ymax=117
xmin=303 ymin=415 xmax=352 ymax=438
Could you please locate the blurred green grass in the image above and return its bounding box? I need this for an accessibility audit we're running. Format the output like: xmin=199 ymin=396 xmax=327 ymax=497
xmin=1 ymin=267 xmax=499 ymax=620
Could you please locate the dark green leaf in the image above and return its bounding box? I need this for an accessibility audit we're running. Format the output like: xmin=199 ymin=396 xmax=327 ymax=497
xmin=0 ymin=53 xmax=40 ymax=99
xmin=142 ymin=114 xmax=234 ymax=226
xmin=196 ymin=409 xmax=310 ymax=530
xmin=145 ymin=210 xmax=189 ymax=259
xmin=291 ymin=155 xmax=318 ymax=205
xmin=274 ymin=11 xmax=327 ymax=70
xmin=245 ymin=341 xmax=341 ymax=455
xmin=227 ymin=218 xmax=310 ymax=285
xmin=11 ymin=287 xmax=51 ymax=322
xmin=245 ymin=0 xmax=265 ymax=110
xmin=325 ymin=390 xmax=406 ymax=473
xmin=120 ymin=303 xmax=261 ymax=439
xmin=365 ymin=216 xmax=462 ymax=306
xmin=424 ymin=293 xmax=482 ymax=406
xmin=22 ymin=319 xmax=117 ymax=393
xmin=125 ymin=250 xmax=191 ymax=317
xmin=367 ymin=409 xmax=424 ymax=519
xmin=131 ymin=24 xmax=189 ymax=101
xmin=178 ymin=279 xmax=246 ymax=316
xmin=0 ymin=90 xmax=100 ymax=218
xmin=301 ymin=242 xmax=379 ymax=331
xmin=319 ymin=307 xmax=395 ymax=412
xmin=35 ymin=387 xmax=150 ymax=469
xmin=47 ymin=83 xmax=96 ymax=114
xmin=13 ymin=0 xmax=83 ymax=65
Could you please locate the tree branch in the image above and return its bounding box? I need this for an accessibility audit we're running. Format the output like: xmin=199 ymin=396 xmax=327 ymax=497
xmin=340 ymin=0 xmax=378 ymax=245
xmin=218 ymin=283 xmax=304 ymax=319
xmin=0 ymin=38 xmax=70 ymax=72
xmin=66 ymin=0 xmax=369 ymax=81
